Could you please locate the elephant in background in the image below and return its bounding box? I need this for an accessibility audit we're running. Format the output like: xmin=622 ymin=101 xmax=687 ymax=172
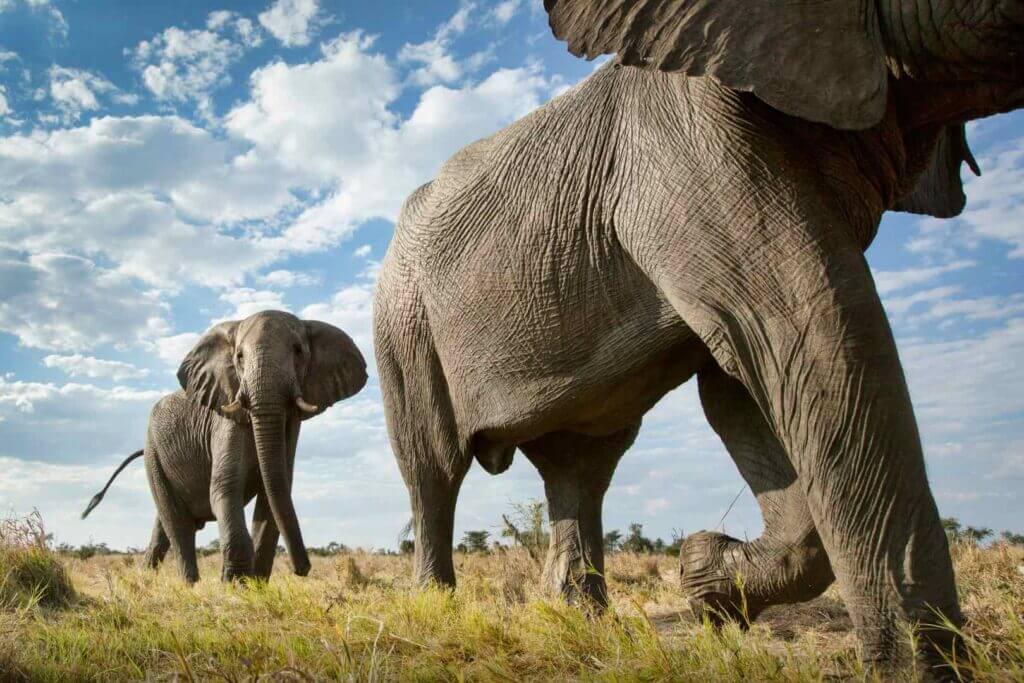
xmin=374 ymin=0 xmax=1024 ymax=677
xmin=83 ymin=310 xmax=367 ymax=582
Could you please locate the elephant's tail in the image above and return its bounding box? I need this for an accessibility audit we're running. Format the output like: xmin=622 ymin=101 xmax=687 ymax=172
xmin=81 ymin=449 xmax=144 ymax=519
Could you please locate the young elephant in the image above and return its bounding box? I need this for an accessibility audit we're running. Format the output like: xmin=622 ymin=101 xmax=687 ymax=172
xmin=83 ymin=311 xmax=367 ymax=582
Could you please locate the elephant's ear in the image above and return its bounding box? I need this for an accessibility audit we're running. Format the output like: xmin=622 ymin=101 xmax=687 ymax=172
xmin=300 ymin=321 xmax=368 ymax=420
xmin=544 ymin=0 xmax=888 ymax=130
xmin=177 ymin=321 xmax=243 ymax=422
xmin=893 ymin=124 xmax=980 ymax=219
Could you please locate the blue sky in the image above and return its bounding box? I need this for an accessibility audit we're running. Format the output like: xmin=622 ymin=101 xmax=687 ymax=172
xmin=0 ymin=0 xmax=1021 ymax=552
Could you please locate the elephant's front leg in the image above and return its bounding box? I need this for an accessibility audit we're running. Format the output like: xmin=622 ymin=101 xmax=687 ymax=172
xmin=652 ymin=208 xmax=962 ymax=676
xmin=521 ymin=425 xmax=638 ymax=607
xmin=211 ymin=430 xmax=255 ymax=581
xmin=681 ymin=363 xmax=833 ymax=624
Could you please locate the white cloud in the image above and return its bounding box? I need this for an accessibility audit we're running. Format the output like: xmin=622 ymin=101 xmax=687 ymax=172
xmin=129 ymin=14 xmax=253 ymax=115
xmin=228 ymin=33 xmax=554 ymax=249
xmin=0 ymin=84 xmax=9 ymax=117
xmin=0 ymin=375 xmax=161 ymax=439
xmin=0 ymin=250 xmax=169 ymax=352
xmin=47 ymin=66 xmax=136 ymax=121
xmin=207 ymin=10 xmax=263 ymax=47
xmin=901 ymin=318 xmax=1024 ymax=438
xmin=873 ymin=260 xmax=974 ymax=296
xmin=490 ymin=0 xmax=521 ymax=24
xmin=257 ymin=269 xmax=321 ymax=288
xmin=258 ymin=0 xmax=322 ymax=47
xmin=352 ymin=244 xmax=371 ymax=259
xmin=150 ymin=332 xmax=200 ymax=366
xmin=1 ymin=31 xmax=555 ymax=355
xmin=234 ymin=17 xmax=263 ymax=48
xmin=218 ymin=287 xmax=289 ymax=320
xmin=42 ymin=354 xmax=149 ymax=381
xmin=226 ymin=33 xmax=399 ymax=184
xmin=398 ymin=3 xmax=479 ymax=87
xmin=0 ymin=115 xmax=294 ymax=289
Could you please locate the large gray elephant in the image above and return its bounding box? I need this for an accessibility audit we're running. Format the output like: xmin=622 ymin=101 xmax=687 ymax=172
xmin=373 ymin=0 xmax=1024 ymax=676
xmin=83 ymin=311 xmax=367 ymax=582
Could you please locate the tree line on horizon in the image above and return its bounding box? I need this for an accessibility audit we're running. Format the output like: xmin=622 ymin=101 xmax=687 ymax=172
xmin=47 ymin=507 xmax=1024 ymax=560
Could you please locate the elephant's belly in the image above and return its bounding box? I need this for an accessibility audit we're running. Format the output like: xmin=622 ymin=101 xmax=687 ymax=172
xmin=448 ymin=315 xmax=710 ymax=448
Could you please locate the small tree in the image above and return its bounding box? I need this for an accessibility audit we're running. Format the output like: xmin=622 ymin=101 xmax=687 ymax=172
xmin=399 ymin=539 xmax=415 ymax=554
xmin=665 ymin=529 xmax=684 ymax=557
xmin=603 ymin=529 xmax=622 ymax=552
xmin=620 ymin=523 xmax=654 ymax=554
xmin=963 ymin=526 xmax=993 ymax=545
xmin=941 ymin=517 xmax=963 ymax=542
xmin=462 ymin=530 xmax=491 ymax=554
xmin=502 ymin=499 xmax=549 ymax=554
xmin=1000 ymin=530 xmax=1024 ymax=546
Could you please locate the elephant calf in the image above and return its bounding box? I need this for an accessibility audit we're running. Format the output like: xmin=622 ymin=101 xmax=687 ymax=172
xmin=83 ymin=311 xmax=367 ymax=583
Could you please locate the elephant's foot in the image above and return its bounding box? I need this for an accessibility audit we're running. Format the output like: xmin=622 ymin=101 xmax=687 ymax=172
xmin=542 ymin=543 xmax=607 ymax=610
xmin=679 ymin=531 xmax=762 ymax=627
xmin=143 ymin=548 xmax=165 ymax=570
xmin=221 ymin=563 xmax=255 ymax=583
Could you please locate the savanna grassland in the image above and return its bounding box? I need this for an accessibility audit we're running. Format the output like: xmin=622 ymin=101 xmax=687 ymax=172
xmin=1 ymin=515 xmax=1023 ymax=682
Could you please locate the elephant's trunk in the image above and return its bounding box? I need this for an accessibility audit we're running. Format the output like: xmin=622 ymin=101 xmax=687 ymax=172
xmin=251 ymin=406 xmax=310 ymax=576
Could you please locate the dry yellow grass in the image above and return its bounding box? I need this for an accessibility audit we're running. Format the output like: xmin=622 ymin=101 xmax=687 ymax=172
xmin=0 ymin=540 xmax=1021 ymax=681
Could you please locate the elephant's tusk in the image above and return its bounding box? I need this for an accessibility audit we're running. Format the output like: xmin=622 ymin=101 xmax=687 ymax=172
xmin=222 ymin=399 xmax=243 ymax=414
xmin=296 ymin=396 xmax=318 ymax=413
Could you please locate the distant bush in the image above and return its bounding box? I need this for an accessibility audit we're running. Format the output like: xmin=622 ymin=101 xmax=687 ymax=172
xmin=0 ymin=511 xmax=75 ymax=610
xmin=309 ymin=541 xmax=350 ymax=557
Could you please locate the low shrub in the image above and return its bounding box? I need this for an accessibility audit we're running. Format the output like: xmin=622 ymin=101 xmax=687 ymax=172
xmin=0 ymin=511 xmax=75 ymax=610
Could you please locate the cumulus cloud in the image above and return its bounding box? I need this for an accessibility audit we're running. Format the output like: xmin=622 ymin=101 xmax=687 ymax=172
xmin=0 ymin=84 xmax=10 ymax=117
xmin=257 ymin=269 xmax=321 ymax=288
xmin=873 ymin=260 xmax=974 ymax=297
xmin=398 ymin=3 xmax=486 ymax=87
xmin=129 ymin=11 xmax=259 ymax=115
xmin=0 ymin=115 xmax=293 ymax=290
xmin=901 ymin=318 xmax=1024 ymax=438
xmin=0 ymin=250 xmax=169 ymax=351
xmin=150 ymin=332 xmax=200 ymax=366
xmin=0 ymin=25 xmax=560 ymax=358
xmin=490 ymin=0 xmax=522 ymax=25
xmin=47 ymin=66 xmax=136 ymax=122
xmin=228 ymin=33 xmax=554 ymax=250
xmin=218 ymin=287 xmax=289 ymax=320
xmin=206 ymin=10 xmax=263 ymax=47
xmin=0 ymin=374 xmax=163 ymax=461
xmin=258 ymin=0 xmax=323 ymax=47
xmin=43 ymin=354 xmax=150 ymax=381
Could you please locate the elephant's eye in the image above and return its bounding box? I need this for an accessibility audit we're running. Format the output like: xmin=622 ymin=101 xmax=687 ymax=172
xmin=293 ymin=343 xmax=304 ymax=356
xmin=235 ymin=350 xmax=243 ymax=363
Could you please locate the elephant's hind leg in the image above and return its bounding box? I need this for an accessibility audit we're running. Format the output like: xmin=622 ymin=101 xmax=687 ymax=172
xmin=521 ymin=424 xmax=639 ymax=608
xmin=144 ymin=518 xmax=170 ymax=569
xmin=681 ymin=363 xmax=833 ymax=625
xmin=144 ymin=449 xmax=199 ymax=583
xmin=376 ymin=297 xmax=471 ymax=589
